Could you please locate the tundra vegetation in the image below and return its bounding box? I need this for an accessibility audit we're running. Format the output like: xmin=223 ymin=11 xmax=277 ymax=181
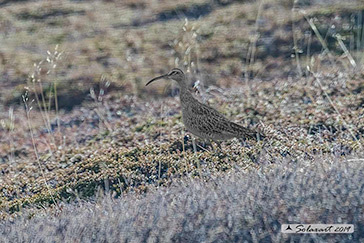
xmin=0 ymin=0 xmax=363 ymax=242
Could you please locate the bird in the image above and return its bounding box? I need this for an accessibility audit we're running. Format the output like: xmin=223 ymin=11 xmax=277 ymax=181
xmin=146 ymin=68 xmax=264 ymax=151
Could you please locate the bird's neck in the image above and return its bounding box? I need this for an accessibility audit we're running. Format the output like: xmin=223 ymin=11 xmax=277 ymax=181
xmin=179 ymin=82 xmax=195 ymax=107
xmin=177 ymin=78 xmax=188 ymax=91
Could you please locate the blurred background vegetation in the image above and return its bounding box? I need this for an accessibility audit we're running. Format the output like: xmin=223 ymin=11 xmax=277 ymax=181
xmin=1 ymin=0 xmax=363 ymax=109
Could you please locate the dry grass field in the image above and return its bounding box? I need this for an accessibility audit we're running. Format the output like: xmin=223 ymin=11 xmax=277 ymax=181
xmin=0 ymin=0 xmax=364 ymax=242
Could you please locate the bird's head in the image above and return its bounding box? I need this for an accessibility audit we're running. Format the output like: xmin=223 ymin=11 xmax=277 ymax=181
xmin=145 ymin=68 xmax=185 ymax=86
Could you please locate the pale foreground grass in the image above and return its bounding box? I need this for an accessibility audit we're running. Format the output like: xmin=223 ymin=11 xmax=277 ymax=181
xmin=1 ymin=153 xmax=363 ymax=242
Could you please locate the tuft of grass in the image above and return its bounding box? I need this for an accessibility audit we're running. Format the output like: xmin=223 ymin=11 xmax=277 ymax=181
xmin=1 ymin=154 xmax=364 ymax=242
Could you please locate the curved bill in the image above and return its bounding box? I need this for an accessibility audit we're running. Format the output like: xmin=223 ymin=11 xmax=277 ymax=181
xmin=145 ymin=74 xmax=168 ymax=86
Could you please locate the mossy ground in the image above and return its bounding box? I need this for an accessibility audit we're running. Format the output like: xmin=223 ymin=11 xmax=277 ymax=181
xmin=0 ymin=1 xmax=364 ymax=240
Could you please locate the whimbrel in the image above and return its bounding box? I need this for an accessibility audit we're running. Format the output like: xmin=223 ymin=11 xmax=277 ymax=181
xmin=146 ymin=68 xmax=264 ymax=150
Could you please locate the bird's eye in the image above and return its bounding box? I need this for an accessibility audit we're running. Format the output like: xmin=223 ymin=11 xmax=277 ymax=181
xmin=170 ymin=71 xmax=177 ymax=75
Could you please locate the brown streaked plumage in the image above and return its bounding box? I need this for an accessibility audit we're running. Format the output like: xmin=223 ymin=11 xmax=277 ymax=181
xmin=146 ymin=68 xmax=264 ymax=144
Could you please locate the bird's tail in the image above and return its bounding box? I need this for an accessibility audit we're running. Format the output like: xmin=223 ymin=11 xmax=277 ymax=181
xmin=231 ymin=122 xmax=265 ymax=141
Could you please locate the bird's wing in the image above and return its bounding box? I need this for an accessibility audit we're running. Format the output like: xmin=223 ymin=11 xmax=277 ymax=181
xmin=188 ymin=101 xmax=263 ymax=140
xmin=191 ymin=101 xmax=228 ymax=120
xmin=225 ymin=121 xmax=263 ymax=140
xmin=185 ymin=102 xmax=228 ymax=135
